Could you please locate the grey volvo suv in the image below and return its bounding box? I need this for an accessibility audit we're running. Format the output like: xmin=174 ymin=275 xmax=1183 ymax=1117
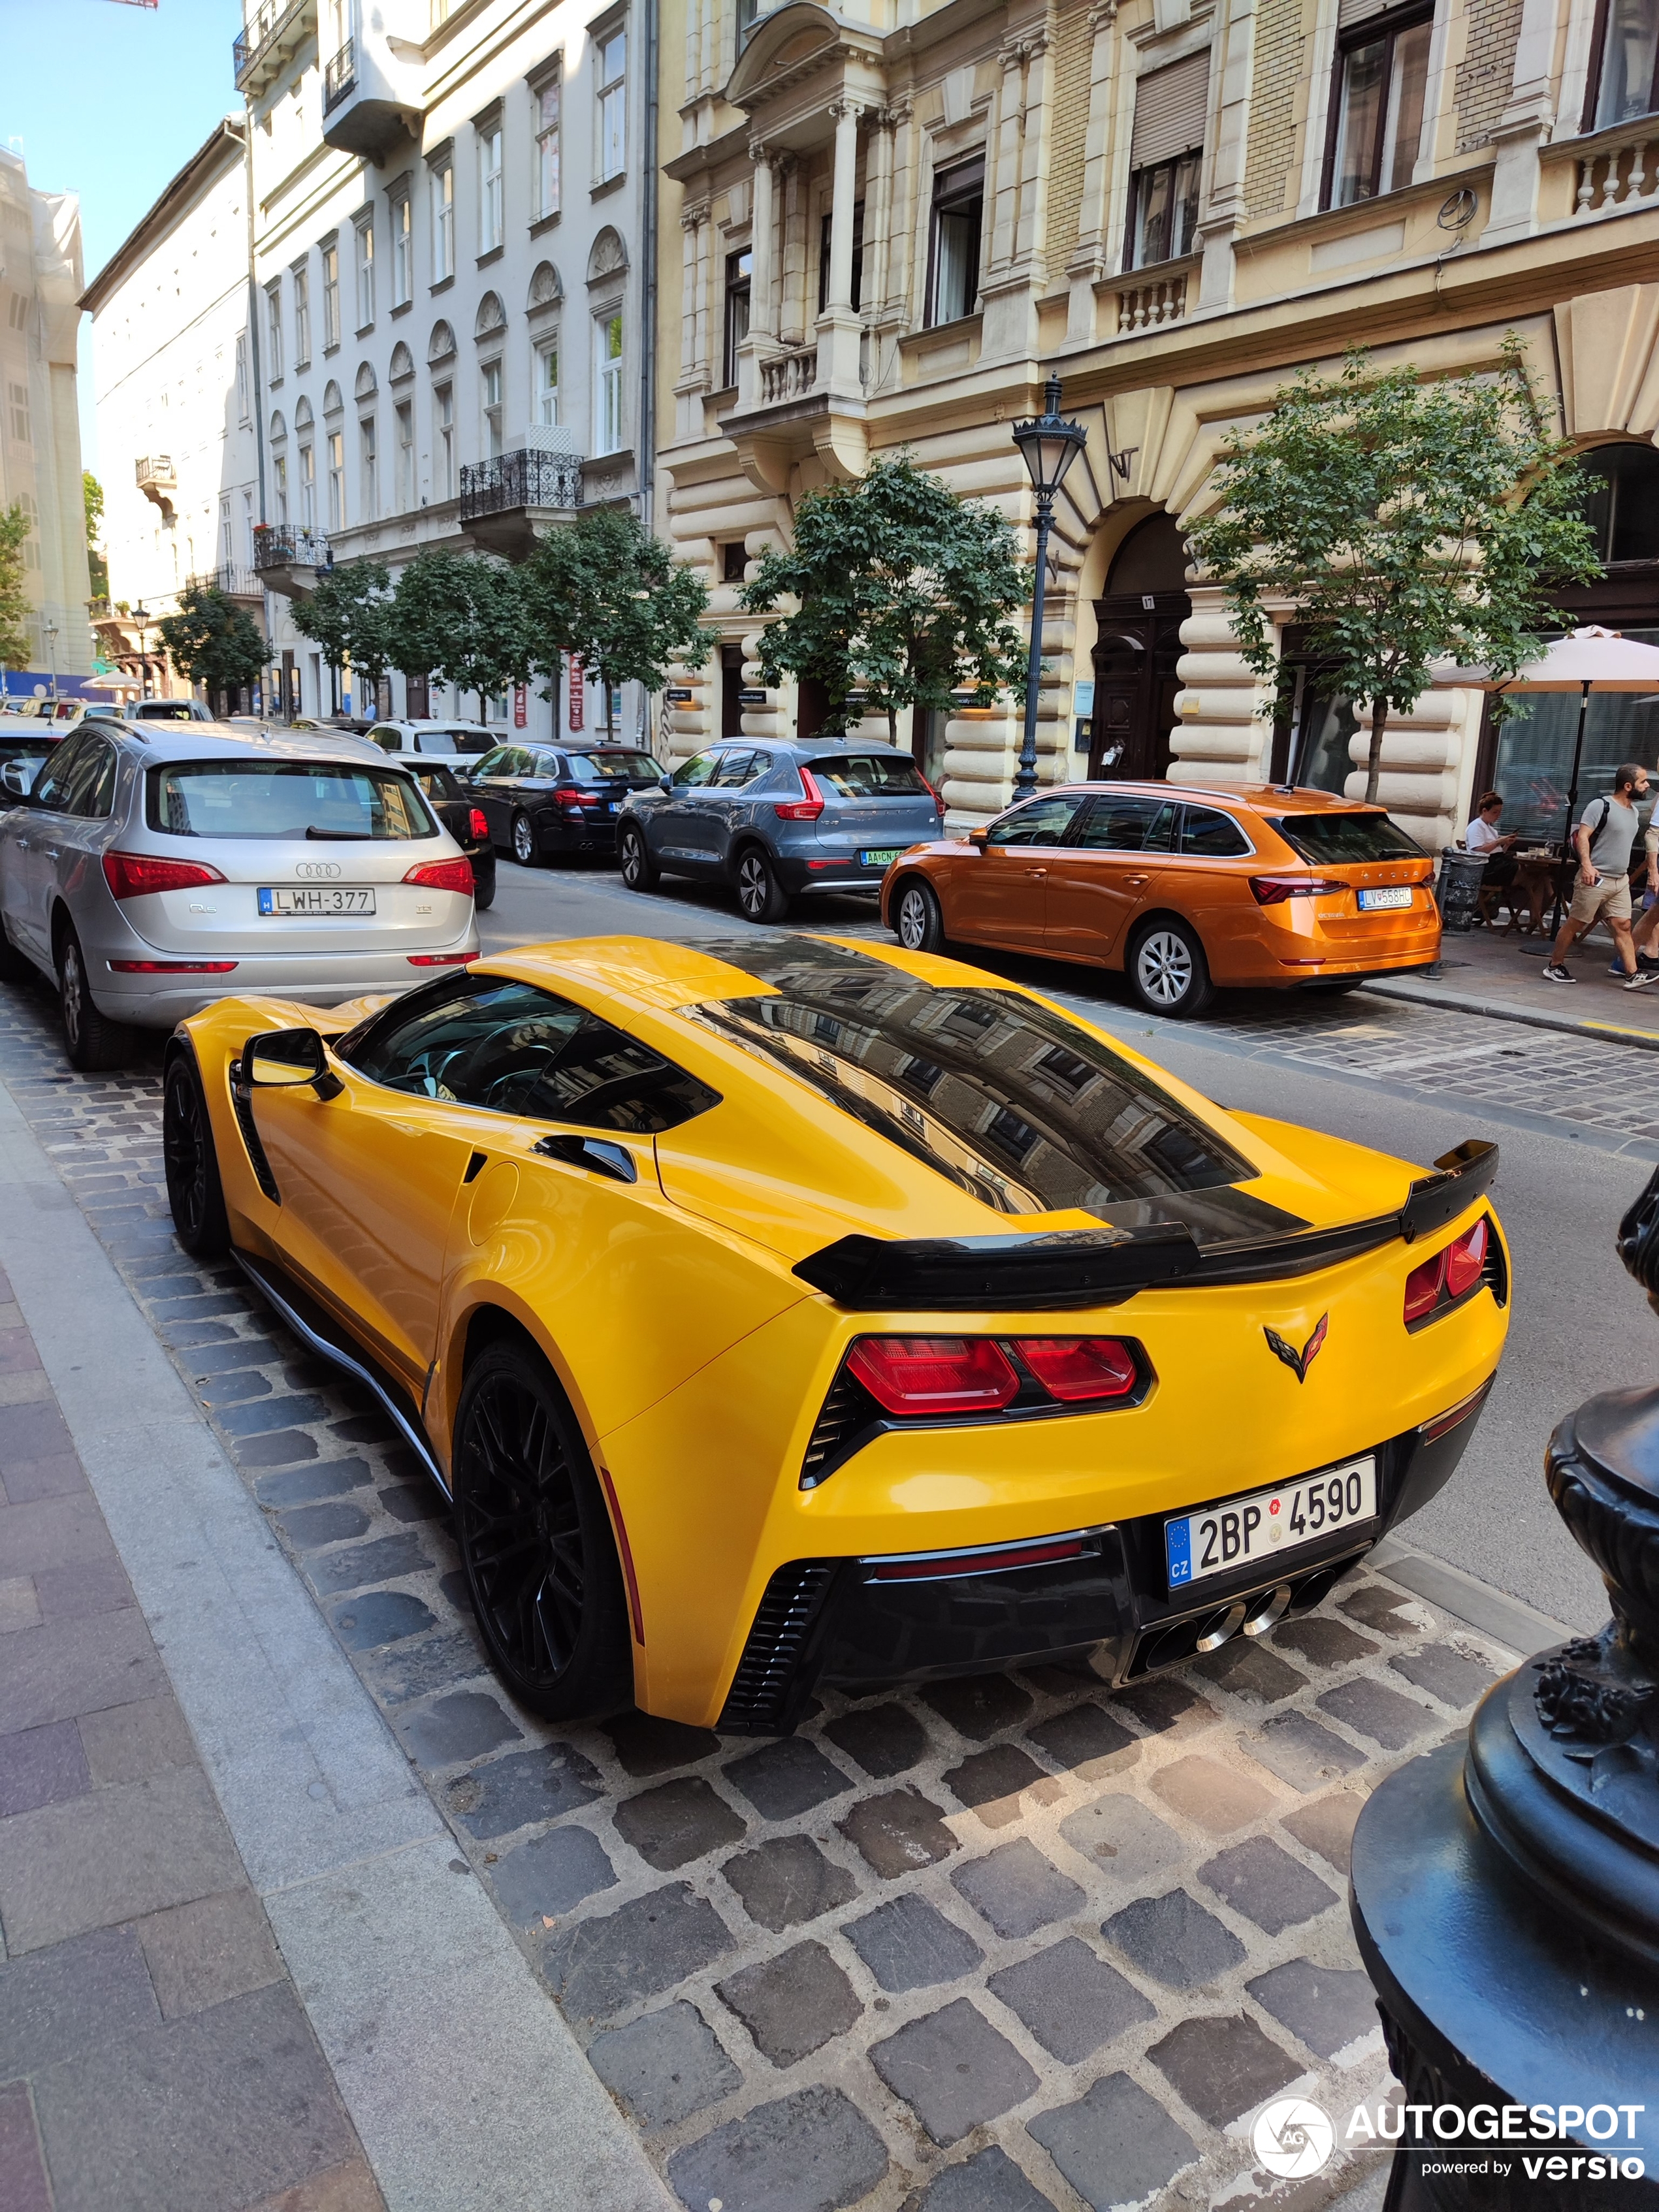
xmin=617 ymin=739 xmax=942 ymax=921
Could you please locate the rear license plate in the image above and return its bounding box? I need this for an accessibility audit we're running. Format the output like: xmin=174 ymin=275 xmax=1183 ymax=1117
xmin=1359 ymin=885 xmax=1413 ymax=912
xmin=862 ymin=848 xmax=903 ymax=867
xmin=257 ymin=886 xmax=376 ymax=916
xmin=1165 ymin=1456 xmax=1377 ymax=1590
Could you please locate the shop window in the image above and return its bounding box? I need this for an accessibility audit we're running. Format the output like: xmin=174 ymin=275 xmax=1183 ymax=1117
xmin=1590 ymin=0 xmax=1659 ymax=129
xmin=1324 ymin=4 xmax=1432 ymax=208
xmin=724 ymin=249 xmax=751 ymax=385
xmin=927 ymin=162 xmax=982 ymax=326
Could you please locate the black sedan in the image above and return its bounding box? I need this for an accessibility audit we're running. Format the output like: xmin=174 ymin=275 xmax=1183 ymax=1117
xmin=467 ymin=743 xmax=664 ymax=865
xmin=404 ymin=761 xmax=498 ymax=910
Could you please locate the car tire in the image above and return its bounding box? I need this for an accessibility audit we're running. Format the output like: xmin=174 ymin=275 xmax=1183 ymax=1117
xmin=619 ymin=824 xmax=659 ymax=892
xmin=452 ymin=1339 xmax=634 ymax=1723
xmin=510 ymin=810 xmax=540 ymax=867
xmin=735 ymin=844 xmax=790 ymax=924
xmin=1127 ymin=917 xmax=1214 ymax=1019
xmin=894 ymin=878 xmax=945 ymax=954
xmin=472 ymin=865 xmax=497 ymax=912
xmin=57 ymin=924 xmax=133 ymax=1070
xmin=162 ymin=1053 xmax=231 ymax=1258
xmin=0 ymin=919 xmax=31 ymax=984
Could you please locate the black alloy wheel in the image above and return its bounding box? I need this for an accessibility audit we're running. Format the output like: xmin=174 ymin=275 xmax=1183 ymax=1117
xmin=510 ymin=810 xmax=539 ymax=867
xmin=452 ymin=1341 xmax=632 ymax=1721
xmin=894 ymin=878 xmax=944 ymax=954
xmin=619 ymin=823 xmax=658 ymax=891
xmin=163 ymin=1054 xmax=231 ymax=1257
xmin=1126 ymin=916 xmax=1214 ymax=1018
xmin=57 ymin=923 xmax=133 ymax=1070
xmin=735 ymin=844 xmax=790 ymax=923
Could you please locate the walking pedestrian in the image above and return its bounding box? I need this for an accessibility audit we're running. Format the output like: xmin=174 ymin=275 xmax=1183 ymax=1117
xmin=1542 ymin=762 xmax=1656 ymax=987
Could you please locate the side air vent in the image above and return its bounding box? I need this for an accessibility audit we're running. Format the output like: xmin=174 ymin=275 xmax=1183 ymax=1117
xmin=227 ymin=1061 xmax=280 ymax=1204
xmin=1481 ymin=1215 xmax=1509 ymax=1307
xmin=800 ymin=1369 xmax=880 ymax=1490
xmin=717 ymin=1560 xmax=837 ymax=1732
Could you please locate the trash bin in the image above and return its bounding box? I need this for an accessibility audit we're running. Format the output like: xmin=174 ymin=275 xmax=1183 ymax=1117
xmin=1435 ymin=847 xmax=1486 ymax=933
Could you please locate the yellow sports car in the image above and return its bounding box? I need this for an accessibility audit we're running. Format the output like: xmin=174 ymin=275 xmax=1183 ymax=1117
xmin=162 ymin=935 xmax=1508 ymax=1731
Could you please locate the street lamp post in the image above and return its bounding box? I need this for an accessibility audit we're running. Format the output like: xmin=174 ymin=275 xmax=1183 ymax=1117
xmin=1010 ymin=373 xmax=1088 ymax=802
xmin=130 ymin=605 xmax=152 ymax=699
xmin=42 ymin=620 xmax=58 ymax=703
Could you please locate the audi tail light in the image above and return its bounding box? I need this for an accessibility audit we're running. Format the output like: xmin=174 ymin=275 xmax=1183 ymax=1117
xmin=1404 ymin=1217 xmax=1490 ymax=1328
xmin=847 ymin=1337 xmax=1018 ymax=1416
xmin=102 ymin=852 xmax=227 ymax=901
xmin=407 ymin=951 xmax=478 ymax=967
xmin=774 ymin=767 xmax=826 ymax=822
xmin=1249 ymin=875 xmax=1350 ymax=906
xmin=402 ymin=858 xmax=474 ymax=893
xmin=1013 ymin=1337 xmax=1139 ymax=1402
xmin=108 ymin=959 xmax=238 ymax=974
xmin=468 ymin=809 xmax=489 ymax=840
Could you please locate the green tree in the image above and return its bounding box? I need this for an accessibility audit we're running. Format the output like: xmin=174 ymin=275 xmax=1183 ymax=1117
xmin=83 ymin=472 xmax=108 ymax=601
xmin=522 ymin=507 xmax=713 ymax=737
xmin=0 ymin=504 xmax=30 ymax=670
xmin=386 ymin=549 xmax=531 ymax=722
xmin=291 ymin=558 xmax=395 ymax=705
xmin=737 ymin=453 xmax=1028 ymax=743
xmin=155 ymin=582 xmax=269 ymax=701
xmin=1182 ymin=339 xmax=1603 ymax=804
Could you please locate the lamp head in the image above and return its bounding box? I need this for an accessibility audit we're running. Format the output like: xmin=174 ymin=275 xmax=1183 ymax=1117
xmin=1012 ymin=372 xmax=1088 ymax=502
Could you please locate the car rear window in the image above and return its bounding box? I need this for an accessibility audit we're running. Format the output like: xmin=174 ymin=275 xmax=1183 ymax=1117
xmin=148 ymin=761 xmax=437 ymax=840
xmin=566 ymin=750 xmax=664 ymax=786
xmin=809 ymin=754 xmax=931 ymax=799
xmin=1180 ymin=806 xmax=1251 ymax=858
xmin=441 ymin=730 xmax=495 ymax=754
xmin=409 ymin=765 xmax=463 ymax=803
xmin=1269 ymin=811 xmax=1425 ymax=864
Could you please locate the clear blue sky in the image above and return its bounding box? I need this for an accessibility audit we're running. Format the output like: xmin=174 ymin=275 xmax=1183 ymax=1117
xmin=1 ymin=0 xmax=245 ymax=477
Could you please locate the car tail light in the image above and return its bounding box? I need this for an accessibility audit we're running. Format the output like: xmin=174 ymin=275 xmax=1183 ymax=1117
xmin=1404 ymin=1217 xmax=1491 ymax=1326
xmin=108 ymin=959 xmax=238 ymax=973
xmin=407 ymin=951 xmax=478 ymax=967
xmin=102 ymin=852 xmax=227 ymax=900
xmin=555 ymin=786 xmax=604 ymax=807
xmin=468 ymin=808 xmax=489 ymax=840
xmin=1012 ymin=1337 xmax=1138 ymax=1402
xmin=403 ymin=858 xmax=474 ymax=893
xmin=1250 ymin=875 xmax=1350 ymax=905
xmin=846 ymin=1336 xmax=1019 ymax=1416
xmin=774 ymin=767 xmax=826 ymax=822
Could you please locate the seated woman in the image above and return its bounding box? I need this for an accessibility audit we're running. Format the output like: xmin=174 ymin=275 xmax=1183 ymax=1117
xmin=1466 ymin=791 xmax=1519 ymax=892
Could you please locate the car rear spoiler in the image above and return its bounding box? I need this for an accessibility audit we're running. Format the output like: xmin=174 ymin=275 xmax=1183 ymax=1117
xmin=792 ymin=1140 xmax=1498 ymax=1311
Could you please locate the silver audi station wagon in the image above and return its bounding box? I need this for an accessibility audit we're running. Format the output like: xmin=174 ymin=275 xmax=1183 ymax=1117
xmin=0 ymin=720 xmax=478 ymax=1069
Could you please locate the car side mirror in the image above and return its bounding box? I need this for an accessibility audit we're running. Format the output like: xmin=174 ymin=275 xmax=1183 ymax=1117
xmin=967 ymin=824 xmax=991 ymax=848
xmin=242 ymin=1027 xmax=343 ymax=1098
xmin=659 ymin=773 xmax=673 ymax=792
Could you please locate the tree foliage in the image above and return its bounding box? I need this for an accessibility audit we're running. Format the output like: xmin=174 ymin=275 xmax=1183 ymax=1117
xmin=155 ymin=582 xmax=269 ymax=697
xmin=738 ymin=453 xmax=1028 ymax=742
xmin=291 ymin=558 xmax=395 ymax=694
xmin=82 ymin=472 xmax=108 ymax=601
xmin=385 ymin=550 xmax=532 ymax=720
xmin=0 ymin=504 xmax=36 ymax=669
xmin=523 ymin=507 xmax=713 ymax=732
xmin=1182 ymin=340 xmax=1603 ymax=803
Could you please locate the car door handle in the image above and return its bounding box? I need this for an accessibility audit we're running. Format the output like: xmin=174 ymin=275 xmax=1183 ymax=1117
xmin=1124 ymin=873 xmax=1150 ymax=886
xmin=533 ymin=1132 xmax=638 ymax=1183
xmin=1025 ymin=867 xmax=1047 ymax=880
xmin=12 ymin=837 xmax=27 ymax=851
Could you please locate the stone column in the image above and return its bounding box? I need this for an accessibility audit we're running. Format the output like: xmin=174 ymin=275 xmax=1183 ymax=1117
xmin=988 ymin=41 xmax=1028 ymax=276
xmin=1195 ymin=0 xmax=1257 ymax=312
xmin=817 ymin=100 xmax=865 ymax=400
xmin=737 ymin=144 xmax=778 ymax=411
xmin=1484 ymin=0 xmax=1566 ymax=243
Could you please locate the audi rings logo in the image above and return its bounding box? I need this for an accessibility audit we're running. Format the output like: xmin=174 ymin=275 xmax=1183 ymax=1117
xmin=295 ymin=861 xmax=342 ymax=879
xmin=1253 ymin=2098 xmax=1335 ymax=2178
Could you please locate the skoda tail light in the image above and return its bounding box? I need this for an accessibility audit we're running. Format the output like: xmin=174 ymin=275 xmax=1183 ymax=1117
xmin=775 ymin=767 xmax=826 ymax=822
xmin=402 ymin=858 xmax=474 ymax=893
xmin=1013 ymin=1337 xmax=1138 ymax=1402
xmin=1250 ymin=875 xmax=1349 ymax=906
xmin=102 ymin=852 xmax=227 ymax=901
xmin=846 ymin=1336 xmax=1019 ymax=1416
xmin=1405 ymin=1217 xmax=1491 ymax=1326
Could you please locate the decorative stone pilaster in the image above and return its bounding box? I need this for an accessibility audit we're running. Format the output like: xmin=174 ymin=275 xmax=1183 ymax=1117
xmin=1169 ymin=585 xmax=1274 ymax=783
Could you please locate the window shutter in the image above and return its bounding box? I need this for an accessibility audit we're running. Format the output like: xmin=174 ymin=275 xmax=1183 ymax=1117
xmin=1337 ymin=0 xmax=1393 ymax=27
xmin=1129 ymin=52 xmax=1212 ymax=170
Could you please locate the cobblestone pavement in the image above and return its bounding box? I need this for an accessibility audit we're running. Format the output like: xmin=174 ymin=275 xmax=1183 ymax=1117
xmin=0 ymin=970 xmax=1523 ymax=2212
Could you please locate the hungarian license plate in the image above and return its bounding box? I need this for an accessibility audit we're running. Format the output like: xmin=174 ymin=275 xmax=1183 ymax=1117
xmin=1165 ymin=1456 xmax=1377 ymax=1590
xmin=862 ymin=848 xmax=903 ymax=867
xmin=1359 ymin=885 xmax=1413 ymax=912
xmin=257 ymin=886 xmax=376 ymax=916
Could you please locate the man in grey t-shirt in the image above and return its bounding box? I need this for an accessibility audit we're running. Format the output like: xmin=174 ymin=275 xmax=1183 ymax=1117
xmin=1543 ymin=761 xmax=1656 ymax=987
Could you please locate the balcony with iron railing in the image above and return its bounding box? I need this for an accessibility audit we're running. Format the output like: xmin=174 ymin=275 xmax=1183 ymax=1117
xmin=189 ymin=564 xmax=263 ymax=600
xmin=252 ymin=523 xmax=330 ymax=599
xmin=460 ymin=441 xmax=583 ymax=556
xmin=323 ymin=36 xmax=356 ymax=113
xmin=319 ymin=16 xmax=419 ymax=157
xmin=233 ymin=0 xmax=314 ymax=94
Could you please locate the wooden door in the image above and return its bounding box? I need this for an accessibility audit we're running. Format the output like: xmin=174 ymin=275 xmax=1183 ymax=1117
xmin=1089 ymin=592 xmax=1189 ymax=781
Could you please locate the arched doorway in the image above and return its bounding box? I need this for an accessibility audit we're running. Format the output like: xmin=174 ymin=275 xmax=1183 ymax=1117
xmin=1089 ymin=513 xmax=1191 ymax=782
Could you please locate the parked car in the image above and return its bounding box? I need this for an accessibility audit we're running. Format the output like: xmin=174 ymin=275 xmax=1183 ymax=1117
xmin=881 ymin=782 xmax=1441 ymax=1018
xmin=619 ymin=739 xmax=942 ymax=921
xmin=124 ymin=698 xmax=216 ymax=723
xmin=0 ymin=720 xmax=477 ymax=1070
xmin=401 ymin=760 xmax=496 ymax=910
xmin=162 ymin=931 xmax=1507 ymax=1729
xmin=0 ymin=722 xmax=72 ymax=801
xmin=471 ymin=742 xmax=665 ymax=866
xmin=364 ymin=719 xmax=496 ymax=765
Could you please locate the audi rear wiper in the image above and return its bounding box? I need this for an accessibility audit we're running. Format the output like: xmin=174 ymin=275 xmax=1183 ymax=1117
xmin=305 ymin=825 xmax=372 ymax=840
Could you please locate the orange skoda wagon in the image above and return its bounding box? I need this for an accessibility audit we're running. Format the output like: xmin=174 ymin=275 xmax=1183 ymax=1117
xmin=881 ymin=782 xmax=1441 ymax=1017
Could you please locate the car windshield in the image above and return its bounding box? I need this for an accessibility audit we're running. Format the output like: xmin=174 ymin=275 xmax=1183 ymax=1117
xmin=565 ymin=750 xmax=663 ymax=786
xmin=687 ymin=938 xmax=1265 ymax=1220
xmin=809 ymin=754 xmax=931 ymax=798
xmin=1269 ymin=811 xmax=1425 ymax=863
xmin=148 ymin=760 xmax=437 ymax=840
xmin=432 ymin=729 xmax=494 ymax=754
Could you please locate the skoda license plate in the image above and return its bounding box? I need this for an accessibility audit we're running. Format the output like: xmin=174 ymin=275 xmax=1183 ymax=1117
xmin=1165 ymin=1456 xmax=1376 ymax=1590
xmin=862 ymin=848 xmax=902 ymax=867
xmin=1359 ymin=885 xmax=1412 ymax=912
xmin=258 ymin=886 xmax=376 ymax=917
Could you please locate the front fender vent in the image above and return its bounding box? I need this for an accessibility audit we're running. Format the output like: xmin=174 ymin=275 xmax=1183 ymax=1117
xmin=717 ymin=1559 xmax=836 ymax=1733
xmin=227 ymin=1061 xmax=280 ymax=1204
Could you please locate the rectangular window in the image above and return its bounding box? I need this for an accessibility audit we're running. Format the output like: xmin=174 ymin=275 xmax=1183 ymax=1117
xmin=7 ymin=381 xmax=27 ymax=443
xmin=243 ymin=489 xmax=255 ymax=562
xmin=535 ymin=339 xmax=559 ymax=425
xmin=1126 ymin=152 xmax=1202 ymax=268
xmin=1325 ymin=6 xmax=1432 ymax=208
xmin=221 ymin=498 xmax=233 ymax=566
xmin=431 ymin=161 xmax=454 ymax=280
xmin=723 ymin=249 xmax=750 ymax=385
xmin=481 ymin=359 xmax=503 ymax=457
xmin=321 ymin=242 xmax=340 ymax=348
xmin=391 ymin=193 xmax=411 ymax=307
xmin=1593 ymin=0 xmax=1659 ymax=126
xmin=360 ymin=416 xmax=378 ymax=521
xmin=293 ymin=268 xmax=310 ymax=368
xmin=396 ymin=399 xmax=414 ymax=508
xmin=595 ymin=312 xmax=623 ymax=453
xmin=479 ymin=121 xmax=504 ymax=251
xmin=265 ymin=281 xmax=283 ymax=379
xmin=298 ymin=443 xmax=314 ymax=527
xmin=327 ymin=430 xmax=345 ymax=528
xmin=534 ymin=73 xmax=562 ymax=217
xmin=598 ymin=29 xmax=626 ymax=180
xmin=1125 ymin=52 xmax=1210 ymax=261
xmin=234 ymin=331 xmax=250 ymax=421
xmin=355 ymin=217 xmax=375 ymax=329
xmin=274 ymin=453 xmax=289 ymax=524
xmin=816 ymin=205 xmax=863 ymax=314
xmin=926 ymin=159 xmax=984 ymax=327
xmin=435 ymin=381 xmax=455 ymax=497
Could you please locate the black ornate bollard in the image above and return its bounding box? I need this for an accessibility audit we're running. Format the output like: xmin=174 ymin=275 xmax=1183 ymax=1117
xmin=1349 ymin=1168 xmax=1659 ymax=2212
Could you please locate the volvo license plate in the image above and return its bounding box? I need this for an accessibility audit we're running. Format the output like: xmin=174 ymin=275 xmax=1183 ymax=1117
xmin=258 ymin=886 xmax=376 ymax=916
xmin=862 ymin=848 xmax=903 ymax=867
xmin=1165 ymin=1456 xmax=1377 ymax=1590
xmin=1359 ymin=885 xmax=1413 ymax=912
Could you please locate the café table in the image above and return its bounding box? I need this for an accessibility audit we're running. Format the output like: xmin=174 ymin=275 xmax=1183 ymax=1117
xmin=1499 ymin=848 xmax=1566 ymax=935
